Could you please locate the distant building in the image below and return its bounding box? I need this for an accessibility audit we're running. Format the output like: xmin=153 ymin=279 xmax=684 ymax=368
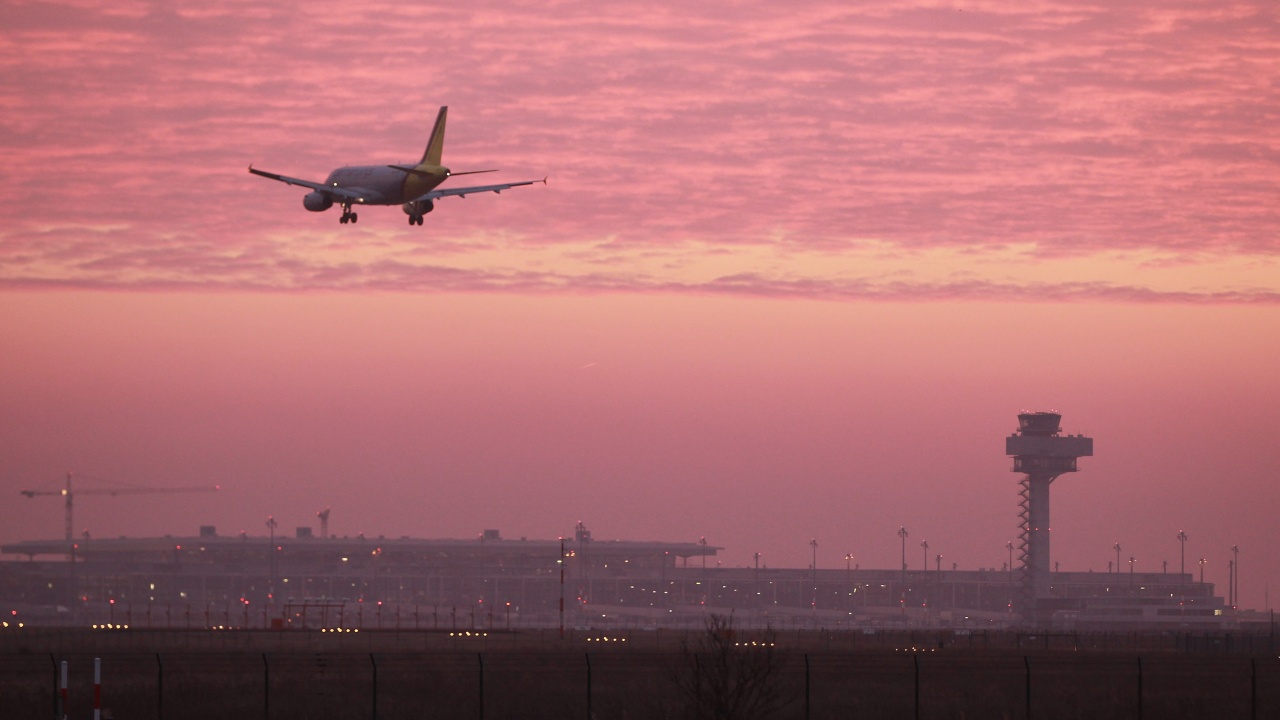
xmin=0 ymin=526 xmax=1228 ymax=630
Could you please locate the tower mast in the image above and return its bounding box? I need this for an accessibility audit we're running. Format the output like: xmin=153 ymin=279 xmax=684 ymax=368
xmin=1006 ymin=412 xmax=1092 ymax=625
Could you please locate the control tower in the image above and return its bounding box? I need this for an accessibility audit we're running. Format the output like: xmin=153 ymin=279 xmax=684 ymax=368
xmin=1006 ymin=412 xmax=1092 ymax=623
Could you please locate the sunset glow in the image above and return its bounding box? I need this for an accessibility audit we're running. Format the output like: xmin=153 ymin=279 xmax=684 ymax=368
xmin=2 ymin=1 xmax=1277 ymax=609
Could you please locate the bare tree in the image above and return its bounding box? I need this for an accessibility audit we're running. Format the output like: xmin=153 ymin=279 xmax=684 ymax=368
xmin=673 ymin=614 xmax=794 ymax=720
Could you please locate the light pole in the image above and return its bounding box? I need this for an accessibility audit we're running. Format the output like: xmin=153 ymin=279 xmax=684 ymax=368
xmin=1228 ymin=560 xmax=1235 ymax=608
xmin=935 ymin=554 xmax=942 ymax=574
xmin=1198 ymin=557 xmax=1206 ymax=584
xmin=810 ymin=538 xmax=818 ymax=611
xmin=898 ymin=527 xmax=908 ymax=581
xmin=1231 ymin=545 xmax=1240 ymax=608
xmin=1128 ymin=556 xmax=1135 ymax=585
xmin=558 ymin=537 xmax=566 ymax=639
xmin=753 ymin=552 xmax=761 ymax=612
xmin=844 ymin=553 xmax=853 ymax=611
xmin=1177 ymin=531 xmax=1188 ymax=576
xmin=920 ymin=540 xmax=929 ymax=572
xmin=1113 ymin=543 xmax=1121 ymax=574
xmin=266 ymin=515 xmax=278 ymax=605
xmin=1006 ymin=540 xmax=1015 ymax=614
xmin=699 ymin=536 xmax=707 ymax=570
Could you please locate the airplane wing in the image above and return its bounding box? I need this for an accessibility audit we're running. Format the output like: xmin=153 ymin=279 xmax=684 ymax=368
xmin=412 ymin=178 xmax=546 ymax=202
xmin=248 ymin=166 xmax=368 ymax=202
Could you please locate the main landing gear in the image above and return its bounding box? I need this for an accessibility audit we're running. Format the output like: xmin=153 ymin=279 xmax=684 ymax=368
xmin=339 ymin=205 xmax=358 ymax=224
xmin=402 ymin=200 xmax=433 ymax=226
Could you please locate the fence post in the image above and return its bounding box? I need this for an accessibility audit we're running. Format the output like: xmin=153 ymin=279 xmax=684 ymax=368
xmin=263 ymin=653 xmax=270 ymax=720
xmin=49 ymin=654 xmax=57 ymax=720
xmin=93 ymin=657 xmax=101 ymax=720
xmin=913 ymin=653 xmax=920 ymax=720
xmin=1251 ymin=657 xmax=1257 ymax=720
xmin=694 ymin=655 xmax=700 ymax=711
xmin=477 ymin=653 xmax=484 ymax=720
xmin=804 ymin=654 xmax=811 ymax=720
xmin=584 ymin=652 xmax=592 ymax=720
xmin=1136 ymin=656 xmax=1142 ymax=720
xmin=370 ymin=653 xmax=378 ymax=720
xmin=156 ymin=653 xmax=163 ymax=720
xmin=1024 ymin=656 xmax=1031 ymax=720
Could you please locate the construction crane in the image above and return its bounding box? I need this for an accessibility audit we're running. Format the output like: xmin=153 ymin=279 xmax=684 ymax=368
xmin=19 ymin=472 xmax=220 ymax=542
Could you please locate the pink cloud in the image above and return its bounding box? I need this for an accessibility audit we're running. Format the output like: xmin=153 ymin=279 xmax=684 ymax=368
xmin=1 ymin=0 xmax=1276 ymax=293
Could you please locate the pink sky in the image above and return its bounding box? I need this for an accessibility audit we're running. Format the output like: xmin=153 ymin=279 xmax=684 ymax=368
xmin=2 ymin=1 xmax=1278 ymax=608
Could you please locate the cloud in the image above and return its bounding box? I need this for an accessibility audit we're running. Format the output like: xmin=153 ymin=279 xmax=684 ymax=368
xmin=4 ymin=229 xmax=1277 ymax=303
xmin=2 ymin=0 xmax=1276 ymax=296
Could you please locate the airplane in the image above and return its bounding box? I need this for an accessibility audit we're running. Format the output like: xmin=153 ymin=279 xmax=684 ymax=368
xmin=249 ymin=106 xmax=544 ymax=225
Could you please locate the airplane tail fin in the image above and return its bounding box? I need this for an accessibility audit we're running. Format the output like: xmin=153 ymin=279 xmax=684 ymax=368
xmin=421 ymin=106 xmax=447 ymax=166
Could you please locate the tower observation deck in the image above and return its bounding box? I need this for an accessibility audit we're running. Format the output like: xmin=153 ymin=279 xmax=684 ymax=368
xmin=1006 ymin=412 xmax=1092 ymax=624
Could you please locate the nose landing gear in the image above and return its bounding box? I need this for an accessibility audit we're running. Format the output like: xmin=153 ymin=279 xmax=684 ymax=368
xmin=339 ymin=205 xmax=358 ymax=224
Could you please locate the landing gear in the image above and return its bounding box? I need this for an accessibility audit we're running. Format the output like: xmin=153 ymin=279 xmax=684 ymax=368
xmin=339 ymin=205 xmax=358 ymax=224
xmin=402 ymin=200 xmax=433 ymax=225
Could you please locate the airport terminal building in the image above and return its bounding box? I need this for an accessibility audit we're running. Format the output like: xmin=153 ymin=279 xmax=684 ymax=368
xmin=0 ymin=523 xmax=1228 ymax=630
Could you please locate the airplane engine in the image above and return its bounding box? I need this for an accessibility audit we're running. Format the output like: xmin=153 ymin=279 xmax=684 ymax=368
xmin=303 ymin=192 xmax=333 ymax=212
xmin=402 ymin=200 xmax=435 ymax=216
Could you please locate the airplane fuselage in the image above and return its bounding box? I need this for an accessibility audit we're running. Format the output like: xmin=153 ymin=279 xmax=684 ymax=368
xmin=321 ymin=163 xmax=449 ymax=206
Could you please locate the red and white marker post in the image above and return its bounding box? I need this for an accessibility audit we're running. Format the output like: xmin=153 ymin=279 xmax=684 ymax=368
xmin=59 ymin=660 xmax=68 ymax=720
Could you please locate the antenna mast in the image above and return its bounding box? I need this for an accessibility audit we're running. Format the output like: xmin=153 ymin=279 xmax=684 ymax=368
xmin=317 ymin=507 xmax=331 ymax=539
